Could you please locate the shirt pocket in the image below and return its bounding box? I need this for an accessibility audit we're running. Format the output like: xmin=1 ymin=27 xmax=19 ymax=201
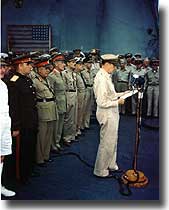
xmin=37 ymin=103 xmax=56 ymax=121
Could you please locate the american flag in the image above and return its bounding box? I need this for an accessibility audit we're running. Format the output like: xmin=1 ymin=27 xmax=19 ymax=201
xmin=7 ymin=25 xmax=51 ymax=53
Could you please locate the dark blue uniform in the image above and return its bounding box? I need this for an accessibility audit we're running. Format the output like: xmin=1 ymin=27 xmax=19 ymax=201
xmin=4 ymin=72 xmax=38 ymax=184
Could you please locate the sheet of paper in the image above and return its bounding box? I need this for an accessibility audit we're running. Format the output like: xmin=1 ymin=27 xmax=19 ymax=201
xmin=120 ymin=89 xmax=138 ymax=99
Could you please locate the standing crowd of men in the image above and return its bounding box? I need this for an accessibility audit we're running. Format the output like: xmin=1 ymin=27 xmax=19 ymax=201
xmin=0 ymin=47 xmax=159 ymax=196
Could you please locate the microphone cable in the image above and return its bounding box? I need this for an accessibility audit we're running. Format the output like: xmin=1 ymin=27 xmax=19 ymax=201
xmin=51 ymin=151 xmax=132 ymax=196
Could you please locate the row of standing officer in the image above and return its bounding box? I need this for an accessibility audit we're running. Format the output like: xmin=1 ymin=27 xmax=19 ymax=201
xmin=48 ymin=53 xmax=94 ymax=148
xmin=112 ymin=53 xmax=159 ymax=117
xmin=31 ymin=52 xmax=94 ymax=162
xmin=2 ymin=51 xmax=95 ymax=184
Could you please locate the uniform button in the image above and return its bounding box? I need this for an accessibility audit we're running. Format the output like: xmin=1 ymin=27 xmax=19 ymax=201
xmin=32 ymin=92 xmax=35 ymax=94
xmin=30 ymin=85 xmax=32 ymax=88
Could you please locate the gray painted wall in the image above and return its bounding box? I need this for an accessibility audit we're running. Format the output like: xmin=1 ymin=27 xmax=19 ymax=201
xmin=1 ymin=0 xmax=159 ymax=57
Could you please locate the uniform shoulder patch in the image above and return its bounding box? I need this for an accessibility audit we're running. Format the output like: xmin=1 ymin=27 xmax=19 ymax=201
xmin=10 ymin=75 xmax=19 ymax=82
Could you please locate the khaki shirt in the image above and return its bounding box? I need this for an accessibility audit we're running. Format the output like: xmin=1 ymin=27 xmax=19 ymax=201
xmin=81 ymin=68 xmax=93 ymax=88
xmin=32 ymin=75 xmax=57 ymax=122
xmin=48 ymin=69 xmax=67 ymax=114
xmin=62 ymin=68 xmax=77 ymax=91
xmin=145 ymin=69 xmax=159 ymax=86
xmin=115 ymin=67 xmax=130 ymax=83
xmin=76 ymin=72 xmax=86 ymax=92
xmin=94 ymin=68 xmax=119 ymax=109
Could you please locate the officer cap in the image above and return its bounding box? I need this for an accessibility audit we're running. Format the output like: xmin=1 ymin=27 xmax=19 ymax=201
xmin=134 ymin=58 xmax=143 ymax=65
xmin=0 ymin=53 xmax=11 ymax=66
xmin=0 ymin=58 xmax=8 ymax=66
xmin=101 ymin=54 xmax=119 ymax=65
xmin=90 ymin=48 xmax=100 ymax=55
xmin=66 ymin=53 xmax=76 ymax=62
xmin=39 ymin=53 xmax=51 ymax=60
xmin=34 ymin=57 xmax=51 ymax=68
xmin=0 ymin=53 xmax=8 ymax=59
xmin=49 ymin=47 xmax=60 ymax=55
xmin=144 ymin=57 xmax=150 ymax=62
xmin=51 ymin=53 xmax=65 ymax=62
xmin=118 ymin=54 xmax=125 ymax=59
xmin=134 ymin=53 xmax=142 ymax=59
xmin=30 ymin=51 xmax=42 ymax=61
xmin=150 ymin=58 xmax=159 ymax=66
xmin=125 ymin=53 xmax=133 ymax=59
xmin=7 ymin=52 xmax=17 ymax=63
xmin=12 ymin=53 xmax=33 ymax=65
xmin=73 ymin=49 xmax=81 ymax=53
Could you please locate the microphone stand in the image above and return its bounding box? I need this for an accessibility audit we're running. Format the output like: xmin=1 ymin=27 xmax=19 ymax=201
xmin=121 ymin=87 xmax=148 ymax=187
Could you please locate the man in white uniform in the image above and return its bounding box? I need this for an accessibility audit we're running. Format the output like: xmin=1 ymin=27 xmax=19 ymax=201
xmin=0 ymin=57 xmax=16 ymax=196
xmin=93 ymin=54 xmax=126 ymax=178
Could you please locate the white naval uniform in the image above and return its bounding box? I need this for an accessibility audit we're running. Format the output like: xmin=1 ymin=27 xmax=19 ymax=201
xmin=0 ymin=79 xmax=16 ymax=197
xmin=93 ymin=68 xmax=122 ymax=177
xmin=0 ymin=79 xmax=12 ymax=156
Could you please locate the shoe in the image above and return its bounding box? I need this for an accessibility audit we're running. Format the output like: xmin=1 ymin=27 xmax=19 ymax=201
xmin=55 ymin=144 xmax=64 ymax=151
xmin=57 ymin=146 xmax=64 ymax=151
xmin=94 ymin=174 xmax=114 ymax=178
xmin=37 ymin=163 xmax=47 ymax=167
xmin=1 ymin=186 xmax=16 ymax=197
xmin=109 ymin=165 xmax=122 ymax=173
xmin=63 ymin=141 xmax=71 ymax=147
xmin=71 ymin=139 xmax=79 ymax=143
xmin=51 ymin=149 xmax=60 ymax=154
xmin=77 ymin=130 xmax=82 ymax=136
xmin=44 ymin=159 xmax=53 ymax=163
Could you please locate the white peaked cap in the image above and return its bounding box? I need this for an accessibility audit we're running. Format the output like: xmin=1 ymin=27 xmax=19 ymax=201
xmin=101 ymin=54 xmax=119 ymax=60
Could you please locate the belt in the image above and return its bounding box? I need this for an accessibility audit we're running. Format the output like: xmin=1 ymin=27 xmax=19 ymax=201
xmin=148 ymin=84 xmax=159 ymax=86
xmin=86 ymin=84 xmax=93 ymax=87
xmin=66 ymin=90 xmax=76 ymax=92
xmin=117 ymin=81 xmax=128 ymax=83
xmin=37 ymin=98 xmax=55 ymax=102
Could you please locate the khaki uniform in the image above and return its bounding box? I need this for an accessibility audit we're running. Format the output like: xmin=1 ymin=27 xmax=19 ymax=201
xmin=91 ymin=62 xmax=100 ymax=79
xmin=145 ymin=68 xmax=159 ymax=117
xmin=48 ymin=69 xmax=67 ymax=149
xmin=113 ymin=67 xmax=130 ymax=114
xmin=141 ymin=66 xmax=152 ymax=73
xmin=93 ymin=68 xmax=122 ymax=177
xmin=130 ymin=67 xmax=146 ymax=115
xmin=81 ymin=68 xmax=94 ymax=129
xmin=28 ymin=69 xmax=37 ymax=80
xmin=126 ymin=63 xmax=136 ymax=72
xmin=32 ymin=75 xmax=58 ymax=164
xmin=76 ymin=72 xmax=86 ymax=135
xmin=62 ymin=68 xmax=77 ymax=142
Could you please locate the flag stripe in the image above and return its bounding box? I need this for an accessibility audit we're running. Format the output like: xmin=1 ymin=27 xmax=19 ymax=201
xmin=11 ymin=45 xmax=49 ymax=48
xmin=7 ymin=24 xmax=51 ymax=52
xmin=8 ymin=29 xmax=33 ymax=32
xmin=11 ymin=47 xmax=48 ymax=50
xmin=9 ymin=41 xmax=49 ymax=44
